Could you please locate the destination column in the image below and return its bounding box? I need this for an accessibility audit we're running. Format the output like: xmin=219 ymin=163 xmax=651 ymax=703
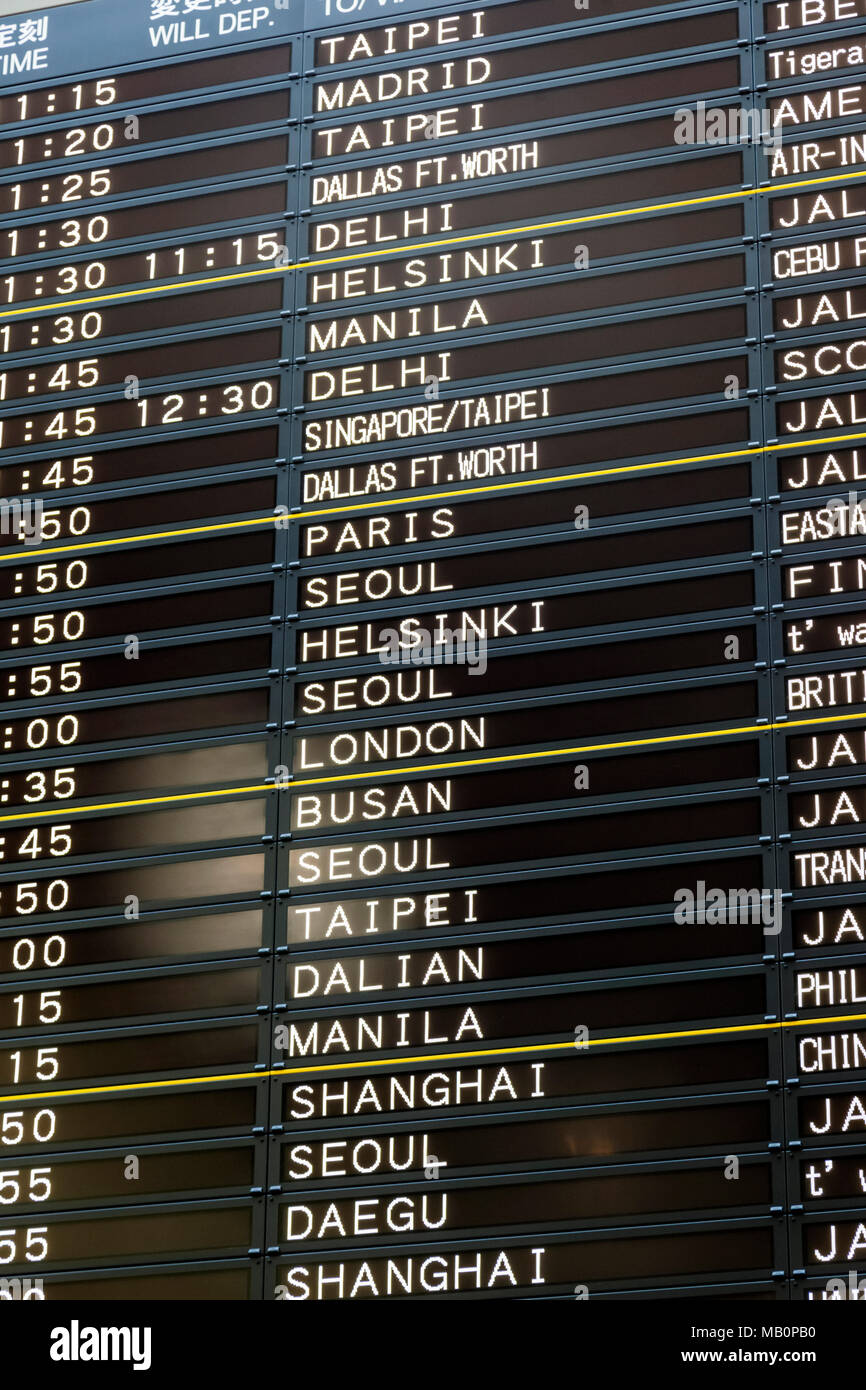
xmin=266 ymin=0 xmax=785 ymax=1301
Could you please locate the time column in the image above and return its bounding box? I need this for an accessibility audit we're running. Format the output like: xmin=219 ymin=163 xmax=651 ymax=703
xmin=0 ymin=34 xmax=299 ymax=1300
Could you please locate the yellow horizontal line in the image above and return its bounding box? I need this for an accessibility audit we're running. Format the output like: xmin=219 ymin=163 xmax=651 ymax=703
xmin=0 ymin=261 xmax=286 ymax=321
xmin=0 ymin=165 xmax=860 ymax=1124
xmin=4 ymin=427 xmax=866 ymax=567
xmin=292 ymin=449 xmax=759 ymax=518
xmin=0 ymin=165 xmax=864 ymax=324
xmin=0 ymin=514 xmax=274 ymax=564
xmin=299 ymin=166 xmax=866 ymax=270
xmin=0 ymin=783 xmax=275 ymax=822
xmin=4 ymin=708 xmax=866 ymax=825
xmin=291 ymin=428 xmax=866 ymax=521
xmin=2 ymin=1011 xmax=863 ymax=1107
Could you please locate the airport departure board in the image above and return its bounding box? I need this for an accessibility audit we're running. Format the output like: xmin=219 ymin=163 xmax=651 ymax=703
xmin=0 ymin=0 xmax=864 ymax=1310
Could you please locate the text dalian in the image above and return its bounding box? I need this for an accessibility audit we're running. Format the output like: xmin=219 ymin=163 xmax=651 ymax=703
xmin=290 ymin=943 xmax=484 ymax=1000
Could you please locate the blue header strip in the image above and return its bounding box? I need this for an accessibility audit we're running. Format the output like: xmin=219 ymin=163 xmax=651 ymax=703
xmin=0 ymin=0 xmax=299 ymax=83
